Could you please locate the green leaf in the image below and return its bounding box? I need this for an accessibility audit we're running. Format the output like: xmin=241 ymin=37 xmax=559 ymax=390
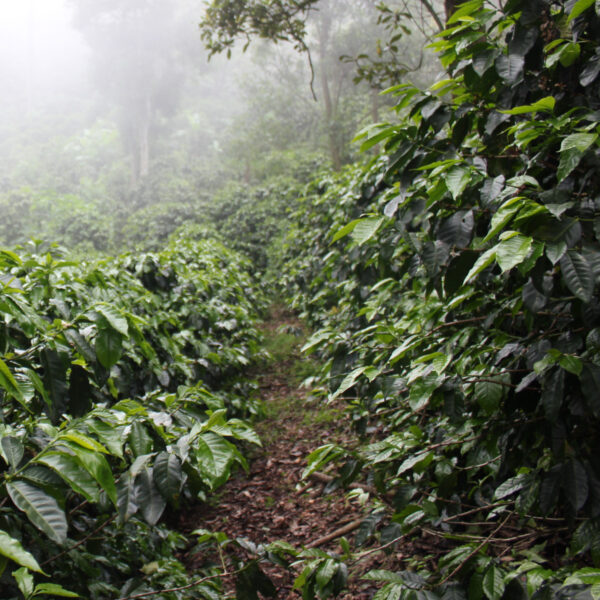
xmin=1 ymin=436 xmax=24 ymax=470
xmin=134 ymin=467 xmax=166 ymax=526
xmin=541 ymin=369 xmax=564 ymax=422
xmin=0 ymin=530 xmax=44 ymax=573
xmin=522 ymin=279 xmax=547 ymax=313
xmin=33 ymin=583 xmax=79 ymax=597
xmin=95 ymin=304 xmax=129 ymax=336
xmin=568 ymin=0 xmax=595 ymax=21
xmin=37 ymin=451 xmax=100 ymax=503
xmin=86 ymin=419 xmax=124 ymax=459
xmin=397 ymin=451 xmax=434 ymax=476
xmin=0 ymin=357 xmax=27 ymax=410
xmin=464 ymin=248 xmax=496 ymax=283
xmin=351 ymin=217 xmax=384 ymax=245
xmin=572 ymin=519 xmax=600 ymax=554
xmin=495 ymin=473 xmax=529 ymax=499
xmin=14 ymin=566 xmax=35 ymax=598
xmin=557 ymin=133 xmax=598 ymax=182
xmin=331 ymin=367 xmax=366 ymax=401
xmin=500 ymin=96 xmax=555 ymax=115
xmin=64 ymin=329 xmax=96 ymax=364
xmin=495 ymin=234 xmax=532 ymax=272
xmin=7 ymin=480 xmax=68 ymax=544
xmin=581 ymin=364 xmax=600 ymax=417
xmin=474 ymin=378 xmax=504 ymax=415
xmin=128 ymin=422 xmax=154 ymax=458
xmin=438 ymin=210 xmax=474 ymax=248
xmin=196 ymin=432 xmax=236 ymax=489
xmin=447 ymin=0 xmax=483 ymax=24
xmin=62 ymin=443 xmax=117 ymax=507
xmin=546 ymin=241 xmax=567 ymax=265
xmin=95 ymin=328 xmax=123 ymax=369
xmin=58 ymin=432 xmax=108 ymax=454
xmin=444 ymin=167 xmax=472 ymax=201
xmin=483 ymin=565 xmax=505 ymax=600
xmin=563 ymin=459 xmax=588 ymax=511
xmin=483 ymin=197 xmax=526 ymax=243
xmin=331 ymin=219 xmax=361 ymax=243
xmin=153 ymin=452 xmax=183 ymax=501
xmin=495 ymin=53 xmax=524 ymax=83
xmin=559 ymin=354 xmax=582 ymax=376
xmin=408 ymin=376 xmax=442 ymax=411
xmin=117 ymin=474 xmax=138 ymax=524
xmin=560 ymin=250 xmax=594 ymax=302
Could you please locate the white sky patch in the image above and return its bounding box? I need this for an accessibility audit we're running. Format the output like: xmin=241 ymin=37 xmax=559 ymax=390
xmin=0 ymin=0 xmax=89 ymax=104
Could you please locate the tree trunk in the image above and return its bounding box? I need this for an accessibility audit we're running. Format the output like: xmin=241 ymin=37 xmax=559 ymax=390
xmin=444 ymin=0 xmax=457 ymax=22
xmin=138 ymin=96 xmax=151 ymax=181
xmin=318 ymin=10 xmax=342 ymax=172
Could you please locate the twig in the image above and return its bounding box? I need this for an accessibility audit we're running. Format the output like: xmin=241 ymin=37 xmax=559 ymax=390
xmin=438 ymin=514 xmax=511 ymax=586
xmin=349 ymin=528 xmax=418 ymax=568
xmin=431 ymin=316 xmax=487 ymax=333
xmin=424 ymin=527 xmax=536 ymax=544
xmin=114 ymin=567 xmax=246 ymax=600
xmin=308 ymin=471 xmax=379 ymax=495
xmin=41 ymin=514 xmax=117 ymax=567
xmin=442 ymin=501 xmax=507 ymax=522
xmin=456 ymin=455 xmax=501 ymax=471
xmin=306 ymin=519 xmax=363 ymax=548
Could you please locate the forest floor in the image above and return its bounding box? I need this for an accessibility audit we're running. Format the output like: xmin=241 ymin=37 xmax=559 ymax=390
xmin=178 ymin=305 xmax=405 ymax=598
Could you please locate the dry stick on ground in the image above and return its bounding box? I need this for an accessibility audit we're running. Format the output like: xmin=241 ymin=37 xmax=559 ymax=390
xmin=306 ymin=519 xmax=364 ymax=549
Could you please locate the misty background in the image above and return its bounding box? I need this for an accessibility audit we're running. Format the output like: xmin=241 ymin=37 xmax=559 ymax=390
xmin=0 ymin=0 xmax=440 ymax=255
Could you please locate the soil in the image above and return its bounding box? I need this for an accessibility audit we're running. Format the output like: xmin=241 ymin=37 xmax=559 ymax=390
xmin=178 ymin=307 xmax=399 ymax=598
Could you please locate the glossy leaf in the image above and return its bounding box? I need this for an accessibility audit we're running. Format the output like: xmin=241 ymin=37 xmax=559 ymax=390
xmin=561 ymin=251 xmax=594 ymax=302
xmin=37 ymin=451 xmax=100 ymax=503
xmin=1 ymin=436 xmax=24 ymax=470
xmin=7 ymin=480 xmax=68 ymax=544
xmin=95 ymin=328 xmax=123 ymax=369
xmin=153 ymin=451 xmax=183 ymax=501
xmin=0 ymin=530 xmax=43 ymax=573
xmin=134 ymin=467 xmax=166 ymax=526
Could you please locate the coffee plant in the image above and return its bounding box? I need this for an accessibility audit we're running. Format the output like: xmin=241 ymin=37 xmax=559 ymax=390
xmin=275 ymin=0 xmax=600 ymax=597
xmin=0 ymin=234 xmax=265 ymax=598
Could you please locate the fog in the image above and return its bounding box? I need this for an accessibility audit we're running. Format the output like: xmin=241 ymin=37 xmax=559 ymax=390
xmin=0 ymin=0 xmax=89 ymax=111
xmin=0 ymin=0 xmax=440 ymax=253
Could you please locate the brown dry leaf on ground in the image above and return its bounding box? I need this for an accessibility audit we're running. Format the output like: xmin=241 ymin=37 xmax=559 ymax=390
xmin=178 ymin=307 xmax=402 ymax=598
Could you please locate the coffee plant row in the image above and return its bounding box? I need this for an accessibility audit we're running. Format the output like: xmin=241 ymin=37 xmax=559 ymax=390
xmin=0 ymin=230 xmax=266 ymax=598
xmin=274 ymin=0 xmax=600 ymax=597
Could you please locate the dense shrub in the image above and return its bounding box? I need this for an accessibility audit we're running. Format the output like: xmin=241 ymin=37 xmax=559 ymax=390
xmin=276 ymin=0 xmax=600 ymax=596
xmin=0 ymin=234 xmax=265 ymax=597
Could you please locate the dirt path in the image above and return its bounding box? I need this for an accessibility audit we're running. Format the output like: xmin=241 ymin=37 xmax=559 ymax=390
xmin=178 ymin=308 xmax=384 ymax=598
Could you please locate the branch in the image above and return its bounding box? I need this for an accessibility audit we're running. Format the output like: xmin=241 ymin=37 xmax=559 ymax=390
xmin=437 ymin=514 xmax=511 ymax=585
xmin=115 ymin=567 xmax=246 ymax=600
xmin=41 ymin=514 xmax=117 ymax=567
xmin=431 ymin=316 xmax=487 ymax=333
xmin=349 ymin=528 xmax=418 ymax=568
xmin=420 ymin=0 xmax=445 ymax=31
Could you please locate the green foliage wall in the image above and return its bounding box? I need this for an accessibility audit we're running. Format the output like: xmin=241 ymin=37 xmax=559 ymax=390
xmin=276 ymin=0 xmax=600 ymax=595
xmin=0 ymin=234 xmax=265 ymax=598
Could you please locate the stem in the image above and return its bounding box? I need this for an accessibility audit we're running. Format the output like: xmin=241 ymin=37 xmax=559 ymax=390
xmin=437 ymin=514 xmax=511 ymax=586
xmin=115 ymin=567 xmax=246 ymax=600
xmin=41 ymin=515 xmax=117 ymax=567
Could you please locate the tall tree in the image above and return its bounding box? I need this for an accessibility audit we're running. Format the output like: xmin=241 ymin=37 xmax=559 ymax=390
xmin=71 ymin=0 xmax=191 ymax=188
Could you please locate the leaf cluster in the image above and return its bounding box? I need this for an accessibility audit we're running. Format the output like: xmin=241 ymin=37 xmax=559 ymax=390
xmin=0 ymin=234 xmax=265 ymax=597
xmin=274 ymin=0 xmax=600 ymax=595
